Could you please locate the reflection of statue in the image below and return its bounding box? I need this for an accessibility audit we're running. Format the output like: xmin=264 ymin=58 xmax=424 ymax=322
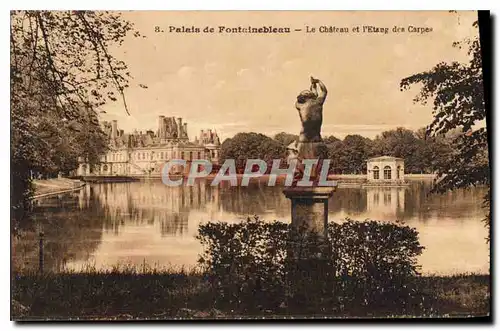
xmin=296 ymin=76 xmax=327 ymax=143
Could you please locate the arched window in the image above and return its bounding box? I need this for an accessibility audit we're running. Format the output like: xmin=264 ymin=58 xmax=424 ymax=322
xmin=160 ymin=152 xmax=164 ymax=159
xmin=189 ymin=152 xmax=193 ymax=160
xmin=103 ymin=165 xmax=108 ymax=172
xmin=397 ymin=165 xmax=401 ymax=179
xmin=373 ymin=166 xmax=380 ymax=180
xmin=384 ymin=165 xmax=392 ymax=180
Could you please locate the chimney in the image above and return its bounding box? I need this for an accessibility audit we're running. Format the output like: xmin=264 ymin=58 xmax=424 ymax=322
xmin=183 ymin=123 xmax=188 ymax=138
xmin=158 ymin=115 xmax=165 ymax=137
xmin=111 ymin=120 xmax=118 ymax=138
xmin=176 ymin=118 xmax=183 ymax=137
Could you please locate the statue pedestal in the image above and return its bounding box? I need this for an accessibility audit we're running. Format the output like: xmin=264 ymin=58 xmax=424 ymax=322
xmin=283 ymin=186 xmax=336 ymax=236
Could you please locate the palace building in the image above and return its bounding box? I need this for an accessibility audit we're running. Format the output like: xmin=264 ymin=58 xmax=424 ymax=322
xmin=77 ymin=116 xmax=222 ymax=177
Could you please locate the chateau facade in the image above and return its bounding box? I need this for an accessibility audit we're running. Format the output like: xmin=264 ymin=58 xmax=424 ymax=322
xmin=77 ymin=116 xmax=221 ymax=177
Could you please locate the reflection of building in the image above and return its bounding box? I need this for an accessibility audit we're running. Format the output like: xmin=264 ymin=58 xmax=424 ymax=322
xmin=77 ymin=116 xmax=221 ymax=176
xmin=81 ymin=181 xmax=220 ymax=236
xmin=366 ymin=187 xmax=406 ymax=219
xmin=366 ymin=156 xmax=405 ymax=182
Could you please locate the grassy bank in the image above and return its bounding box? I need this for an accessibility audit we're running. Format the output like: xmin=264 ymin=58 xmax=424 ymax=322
xmin=11 ymin=269 xmax=490 ymax=320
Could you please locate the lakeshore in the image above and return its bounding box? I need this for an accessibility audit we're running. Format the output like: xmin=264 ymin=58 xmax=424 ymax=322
xmin=11 ymin=270 xmax=490 ymax=320
xmin=74 ymin=173 xmax=437 ymax=188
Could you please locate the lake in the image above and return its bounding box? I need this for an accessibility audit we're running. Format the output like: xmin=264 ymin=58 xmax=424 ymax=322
xmin=13 ymin=179 xmax=490 ymax=275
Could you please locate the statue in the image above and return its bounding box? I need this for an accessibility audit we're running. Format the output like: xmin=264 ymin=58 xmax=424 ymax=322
xmin=289 ymin=76 xmax=329 ymax=185
xmin=283 ymin=77 xmax=336 ymax=235
xmin=296 ymin=76 xmax=327 ymax=144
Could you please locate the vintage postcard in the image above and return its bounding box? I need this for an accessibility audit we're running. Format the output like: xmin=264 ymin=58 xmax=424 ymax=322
xmin=11 ymin=10 xmax=491 ymax=320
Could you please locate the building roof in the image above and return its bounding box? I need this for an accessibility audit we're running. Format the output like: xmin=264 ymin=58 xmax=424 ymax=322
xmin=366 ymin=155 xmax=404 ymax=162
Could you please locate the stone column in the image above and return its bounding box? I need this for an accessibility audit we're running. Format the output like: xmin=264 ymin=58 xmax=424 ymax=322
xmin=283 ymin=186 xmax=336 ymax=236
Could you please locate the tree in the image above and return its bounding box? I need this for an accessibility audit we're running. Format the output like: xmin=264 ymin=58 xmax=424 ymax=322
xmin=220 ymin=133 xmax=286 ymax=171
xmin=337 ymin=135 xmax=373 ymax=174
xmin=11 ymin=11 xmax=141 ymax=223
xmin=323 ymin=135 xmax=341 ymax=145
xmin=412 ymin=127 xmax=454 ymax=174
xmin=400 ymin=17 xmax=490 ymax=235
xmin=372 ymin=127 xmax=435 ymax=173
xmin=326 ymin=140 xmax=344 ymax=174
xmin=273 ymin=132 xmax=298 ymax=147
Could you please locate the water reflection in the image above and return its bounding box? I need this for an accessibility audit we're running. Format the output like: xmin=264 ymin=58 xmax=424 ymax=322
xmin=13 ymin=194 xmax=105 ymax=273
xmin=365 ymin=187 xmax=405 ymax=220
xmin=14 ymin=179 xmax=489 ymax=275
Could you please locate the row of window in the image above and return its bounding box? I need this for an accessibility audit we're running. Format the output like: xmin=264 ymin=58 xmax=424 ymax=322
xmin=372 ymin=165 xmax=402 ymax=180
xmin=106 ymin=150 xmax=214 ymax=162
xmin=132 ymin=151 xmax=201 ymax=161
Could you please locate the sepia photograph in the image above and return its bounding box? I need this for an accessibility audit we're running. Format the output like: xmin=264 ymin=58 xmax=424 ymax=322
xmin=10 ymin=10 xmax=491 ymax=320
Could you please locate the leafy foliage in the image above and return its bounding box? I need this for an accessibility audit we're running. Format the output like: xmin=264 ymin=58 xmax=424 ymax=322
xmin=273 ymin=132 xmax=298 ymax=147
xmin=400 ymin=19 xmax=490 ymax=236
xmin=226 ymin=129 xmax=454 ymax=175
xmin=400 ymin=38 xmax=488 ymax=191
xmin=11 ymin=11 xmax=139 ymax=115
xmin=220 ymin=132 xmax=286 ymax=170
xmin=333 ymin=134 xmax=374 ymax=174
xmin=11 ymin=11 xmax=141 ymax=223
xmin=196 ymin=217 xmax=425 ymax=315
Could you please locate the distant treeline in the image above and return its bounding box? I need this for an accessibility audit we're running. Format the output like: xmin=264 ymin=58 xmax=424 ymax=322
xmin=220 ymin=127 xmax=460 ymax=175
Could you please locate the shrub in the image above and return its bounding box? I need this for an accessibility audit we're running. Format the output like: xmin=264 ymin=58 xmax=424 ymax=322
xmin=196 ymin=216 xmax=425 ymax=316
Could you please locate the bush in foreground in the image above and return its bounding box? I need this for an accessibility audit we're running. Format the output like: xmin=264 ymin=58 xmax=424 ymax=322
xmin=197 ymin=217 xmax=425 ymax=316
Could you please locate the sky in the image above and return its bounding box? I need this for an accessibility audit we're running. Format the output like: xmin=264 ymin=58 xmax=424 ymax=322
xmin=99 ymin=11 xmax=480 ymax=141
